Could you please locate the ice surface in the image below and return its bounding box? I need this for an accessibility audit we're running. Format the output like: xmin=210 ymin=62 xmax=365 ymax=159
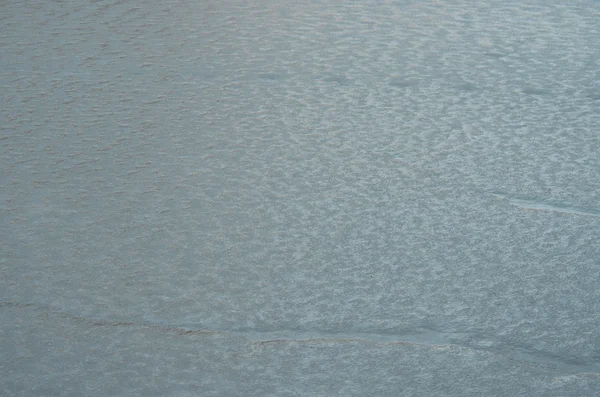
xmin=1 ymin=0 xmax=600 ymax=395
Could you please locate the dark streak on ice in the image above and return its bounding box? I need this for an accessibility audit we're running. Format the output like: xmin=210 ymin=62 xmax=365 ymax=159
xmin=2 ymin=301 xmax=600 ymax=377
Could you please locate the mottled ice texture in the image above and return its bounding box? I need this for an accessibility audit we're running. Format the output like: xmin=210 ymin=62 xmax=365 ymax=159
xmin=1 ymin=0 xmax=600 ymax=396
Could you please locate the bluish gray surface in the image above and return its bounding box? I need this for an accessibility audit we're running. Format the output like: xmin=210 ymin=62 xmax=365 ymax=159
xmin=1 ymin=0 xmax=600 ymax=395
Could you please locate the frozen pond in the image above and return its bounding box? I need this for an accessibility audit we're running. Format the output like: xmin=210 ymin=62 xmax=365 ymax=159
xmin=2 ymin=0 xmax=600 ymax=395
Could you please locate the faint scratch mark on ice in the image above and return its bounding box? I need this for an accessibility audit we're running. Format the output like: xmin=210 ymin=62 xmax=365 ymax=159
xmin=241 ymin=327 xmax=457 ymax=350
xmin=551 ymin=372 xmax=600 ymax=383
xmin=489 ymin=193 xmax=600 ymax=218
xmin=3 ymin=300 xmax=600 ymax=377
xmin=0 ymin=301 xmax=220 ymax=337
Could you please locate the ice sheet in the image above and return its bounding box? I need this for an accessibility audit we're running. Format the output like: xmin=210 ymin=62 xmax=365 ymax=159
xmin=2 ymin=0 xmax=600 ymax=395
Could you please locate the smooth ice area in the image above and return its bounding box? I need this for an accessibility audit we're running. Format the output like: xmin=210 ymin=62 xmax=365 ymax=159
xmin=2 ymin=0 xmax=600 ymax=396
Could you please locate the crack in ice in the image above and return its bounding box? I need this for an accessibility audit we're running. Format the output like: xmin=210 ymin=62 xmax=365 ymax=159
xmin=2 ymin=300 xmax=600 ymax=377
xmin=489 ymin=192 xmax=600 ymax=218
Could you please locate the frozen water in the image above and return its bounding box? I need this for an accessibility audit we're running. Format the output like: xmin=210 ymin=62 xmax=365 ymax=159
xmin=1 ymin=0 xmax=600 ymax=395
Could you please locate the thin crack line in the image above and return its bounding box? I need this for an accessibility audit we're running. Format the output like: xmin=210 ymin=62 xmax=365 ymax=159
xmin=488 ymin=192 xmax=600 ymax=218
xmin=0 ymin=301 xmax=221 ymax=336
xmin=2 ymin=300 xmax=599 ymax=376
